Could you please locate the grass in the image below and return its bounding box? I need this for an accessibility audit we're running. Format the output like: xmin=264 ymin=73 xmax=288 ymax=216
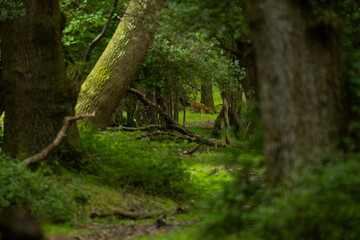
xmin=41 ymin=136 xmax=235 ymax=239
xmin=8 ymin=88 xmax=239 ymax=239
xmin=178 ymin=87 xmax=222 ymax=126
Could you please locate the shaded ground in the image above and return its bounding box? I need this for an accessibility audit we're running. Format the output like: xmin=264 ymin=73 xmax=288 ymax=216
xmin=48 ymin=218 xmax=197 ymax=240
xmin=49 ymin=222 xmax=171 ymax=240
xmin=186 ymin=120 xmax=214 ymax=128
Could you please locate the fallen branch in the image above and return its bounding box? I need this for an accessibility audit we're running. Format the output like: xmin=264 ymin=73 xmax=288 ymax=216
xmin=135 ymin=131 xmax=198 ymax=145
xmin=107 ymin=124 xmax=161 ymax=132
xmin=182 ymin=145 xmax=201 ymax=156
xmin=127 ymin=88 xmax=225 ymax=147
xmin=90 ymin=208 xmax=157 ymax=220
xmin=136 ymin=131 xmax=176 ymax=140
xmin=21 ymin=112 xmax=96 ymax=167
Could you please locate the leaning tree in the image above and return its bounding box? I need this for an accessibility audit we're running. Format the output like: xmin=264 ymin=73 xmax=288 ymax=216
xmin=76 ymin=0 xmax=166 ymax=129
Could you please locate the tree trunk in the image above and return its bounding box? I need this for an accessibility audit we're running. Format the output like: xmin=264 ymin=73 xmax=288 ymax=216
xmin=1 ymin=0 xmax=79 ymax=157
xmin=173 ymin=94 xmax=179 ymax=122
xmin=76 ymin=0 xmax=165 ymax=130
xmin=247 ymin=0 xmax=345 ymax=186
xmin=145 ymin=90 xmax=158 ymax=125
xmin=223 ymin=98 xmax=231 ymax=145
xmin=201 ymin=83 xmax=215 ymax=113
xmin=228 ymin=102 xmax=242 ymax=140
xmin=212 ymin=106 xmax=224 ymax=139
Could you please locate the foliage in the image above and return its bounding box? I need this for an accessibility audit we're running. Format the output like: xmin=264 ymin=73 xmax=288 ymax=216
xmin=198 ymin=149 xmax=265 ymax=240
xmin=137 ymin=29 xmax=241 ymax=99
xmin=0 ymin=0 xmax=26 ymax=22
xmin=60 ymin=0 xmax=127 ymax=70
xmin=248 ymin=156 xmax=360 ymax=240
xmin=0 ymin=156 xmax=85 ymax=223
xmin=131 ymin=2 xmax=245 ymax=109
xmin=80 ymin=128 xmax=193 ymax=199
xmin=164 ymin=0 xmax=248 ymax=40
xmin=201 ymin=153 xmax=360 ymax=240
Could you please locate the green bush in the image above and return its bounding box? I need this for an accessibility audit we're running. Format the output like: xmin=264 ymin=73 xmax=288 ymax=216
xmin=201 ymin=152 xmax=360 ymax=240
xmin=249 ymin=158 xmax=360 ymax=240
xmin=0 ymin=156 xmax=83 ymax=223
xmin=199 ymin=150 xmax=265 ymax=240
xmin=80 ymin=128 xmax=192 ymax=199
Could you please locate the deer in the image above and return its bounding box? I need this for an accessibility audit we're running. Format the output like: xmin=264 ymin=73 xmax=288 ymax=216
xmin=191 ymin=102 xmax=213 ymax=116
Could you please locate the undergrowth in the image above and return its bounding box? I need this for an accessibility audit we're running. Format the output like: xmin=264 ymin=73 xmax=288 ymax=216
xmin=200 ymin=151 xmax=360 ymax=240
xmin=80 ymin=127 xmax=194 ymax=200
xmin=0 ymin=155 xmax=85 ymax=223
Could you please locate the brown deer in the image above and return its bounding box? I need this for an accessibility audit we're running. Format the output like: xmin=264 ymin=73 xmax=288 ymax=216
xmin=191 ymin=102 xmax=213 ymax=116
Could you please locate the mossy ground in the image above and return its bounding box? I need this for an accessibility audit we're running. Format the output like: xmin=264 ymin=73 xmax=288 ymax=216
xmin=42 ymin=104 xmax=240 ymax=240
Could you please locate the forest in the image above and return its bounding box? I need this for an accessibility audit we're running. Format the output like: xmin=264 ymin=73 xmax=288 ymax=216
xmin=0 ymin=0 xmax=360 ymax=239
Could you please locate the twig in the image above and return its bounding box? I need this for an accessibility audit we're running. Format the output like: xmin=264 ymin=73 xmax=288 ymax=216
xmin=134 ymin=118 xmax=153 ymax=146
xmin=182 ymin=145 xmax=201 ymax=156
xmin=21 ymin=112 xmax=96 ymax=167
xmin=83 ymin=0 xmax=119 ymax=62
xmin=73 ymin=0 xmax=119 ymax=92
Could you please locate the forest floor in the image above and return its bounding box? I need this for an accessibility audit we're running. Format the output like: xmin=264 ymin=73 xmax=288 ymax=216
xmin=45 ymin=110 xmax=235 ymax=240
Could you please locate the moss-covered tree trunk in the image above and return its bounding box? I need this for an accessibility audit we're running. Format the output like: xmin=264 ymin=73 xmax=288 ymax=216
xmin=1 ymin=0 xmax=79 ymax=156
xmin=247 ymin=0 xmax=345 ymax=186
xmin=76 ymin=0 xmax=165 ymax=129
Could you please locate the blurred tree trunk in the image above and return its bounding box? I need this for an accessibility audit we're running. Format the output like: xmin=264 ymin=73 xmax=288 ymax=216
xmin=0 ymin=69 xmax=4 ymax=114
xmin=212 ymin=106 xmax=224 ymax=139
xmin=173 ymin=94 xmax=179 ymax=122
xmin=248 ymin=0 xmax=345 ymax=186
xmin=145 ymin=90 xmax=158 ymax=125
xmin=76 ymin=0 xmax=165 ymax=130
xmin=1 ymin=0 xmax=79 ymax=157
xmin=201 ymin=83 xmax=215 ymax=113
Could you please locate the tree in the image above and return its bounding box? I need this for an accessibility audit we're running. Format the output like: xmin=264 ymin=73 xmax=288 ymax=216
xmin=1 ymin=0 xmax=79 ymax=156
xmin=247 ymin=0 xmax=346 ymax=186
xmin=200 ymin=83 xmax=215 ymax=113
xmin=76 ymin=0 xmax=165 ymax=130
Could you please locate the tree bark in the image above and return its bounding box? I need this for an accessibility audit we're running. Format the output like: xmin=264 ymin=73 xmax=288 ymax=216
xmin=212 ymin=106 xmax=224 ymax=139
xmin=247 ymin=0 xmax=345 ymax=186
xmin=1 ymin=0 xmax=79 ymax=156
xmin=223 ymin=98 xmax=231 ymax=145
xmin=201 ymin=83 xmax=215 ymax=113
xmin=76 ymin=0 xmax=165 ymax=130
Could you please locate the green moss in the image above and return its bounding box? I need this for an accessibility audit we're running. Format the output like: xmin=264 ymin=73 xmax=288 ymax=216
xmin=76 ymin=65 xmax=112 ymax=114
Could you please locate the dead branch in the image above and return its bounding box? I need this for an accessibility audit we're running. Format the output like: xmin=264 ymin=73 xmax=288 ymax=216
xmin=73 ymin=0 xmax=119 ymax=92
xmin=136 ymin=131 xmax=175 ymax=140
xmin=83 ymin=0 xmax=119 ymax=62
xmin=107 ymin=124 xmax=161 ymax=132
xmin=127 ymin=88 xmax=225 ymax=147
xmin=180 ymin=145 xmax=201 ymax=157
xmin=90 ymin=208 xmax=156 ymax=220
xmin=21 ymin=112 xmax=96 ymax=167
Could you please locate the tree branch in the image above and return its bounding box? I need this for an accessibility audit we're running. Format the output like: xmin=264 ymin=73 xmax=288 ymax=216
xmin=21 ymin=112 xmax=96 ymax=167
xmin=83 ymin=0 xmax=119 ymax=62
xmin=127 ymin=88 xmax=225 ymax=147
